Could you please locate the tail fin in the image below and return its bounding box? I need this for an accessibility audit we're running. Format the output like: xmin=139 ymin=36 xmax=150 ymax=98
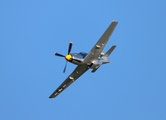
xmin=104 ymin=45 xmax=116 ymax=57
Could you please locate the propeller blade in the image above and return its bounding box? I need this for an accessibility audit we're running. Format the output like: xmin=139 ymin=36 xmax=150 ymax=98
xmin=63 ymin=61 xmax=68 ymax=73
xmin=54 ymin=52 xmax=65 ymax=57
xmin=68 ymin=42 xmax=73 ymax=55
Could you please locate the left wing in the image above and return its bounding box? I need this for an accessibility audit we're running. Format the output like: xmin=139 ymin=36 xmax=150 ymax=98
xmin=49 ymin=65 xmax=89 ymax=98
xmin=84 ymin=21 xmax=118 ymax=63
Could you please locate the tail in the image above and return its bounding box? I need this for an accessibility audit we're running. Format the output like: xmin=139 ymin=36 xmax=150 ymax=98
xmin=104 ymin=45 xmax=116 ymax=57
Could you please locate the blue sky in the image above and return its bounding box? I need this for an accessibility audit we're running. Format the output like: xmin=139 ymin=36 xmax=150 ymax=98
xmin=0 ymin=0 xmax=166 ymax=120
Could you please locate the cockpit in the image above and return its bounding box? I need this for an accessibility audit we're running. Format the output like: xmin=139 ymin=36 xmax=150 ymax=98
xmin=71 ymin=52 xmax=87 ymax=61
xmin=79 ymin=52 xmax=87 ymax=58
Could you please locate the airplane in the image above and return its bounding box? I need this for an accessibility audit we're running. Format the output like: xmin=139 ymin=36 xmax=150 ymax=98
xmin=49 ymin=20 xmax=118 ymax=98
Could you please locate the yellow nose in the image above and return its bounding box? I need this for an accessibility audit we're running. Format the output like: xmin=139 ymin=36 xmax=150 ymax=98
xmin=65 ymin=54 xmax=72 ymax=61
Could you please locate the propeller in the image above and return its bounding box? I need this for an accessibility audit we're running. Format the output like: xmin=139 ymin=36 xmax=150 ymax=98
xmin=54 ymin=53 xmax=65 ymax=57
xmin=54 ymin=42 xmax=73 ymax=73
xmin=63 ymin=61 xmax=68 ymax=73
xmin=68 ymin=42 xmax=72 ymax=54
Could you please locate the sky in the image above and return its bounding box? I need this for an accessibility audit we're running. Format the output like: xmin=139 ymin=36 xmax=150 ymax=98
xmin=0 ymin=0 xmax=166 ymax=120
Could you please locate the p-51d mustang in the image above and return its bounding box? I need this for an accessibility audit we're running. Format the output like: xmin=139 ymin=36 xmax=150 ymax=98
xmin=49 ymin=20 xmax=118 ymax=98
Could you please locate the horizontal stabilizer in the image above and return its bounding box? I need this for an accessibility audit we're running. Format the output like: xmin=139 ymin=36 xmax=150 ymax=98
xmin=91 ymin=66 xmax=100 ymax=73
xmin=105 ymin=45 xmax=116 ymax=57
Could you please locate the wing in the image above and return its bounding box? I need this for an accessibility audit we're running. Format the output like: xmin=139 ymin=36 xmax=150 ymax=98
xmin=84 ymin=21 xmax=118 ymax=63
xmin=49 ymin=65 xmax=89 ymax=98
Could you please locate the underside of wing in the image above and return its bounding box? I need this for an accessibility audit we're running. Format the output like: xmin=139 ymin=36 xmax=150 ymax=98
xmin=49 ymin=65 xmax=89 ymax=98
xmin=84 ymin=21 xmax=118 ymax=63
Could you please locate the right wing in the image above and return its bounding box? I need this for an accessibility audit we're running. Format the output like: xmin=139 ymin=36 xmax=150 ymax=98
xmin=49 ymin=65 xmax=89 ymax=98
xmin=84 ymin=21 xmax=118 ymax=63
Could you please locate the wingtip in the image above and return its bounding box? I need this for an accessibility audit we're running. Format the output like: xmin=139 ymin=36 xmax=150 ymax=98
xmin=54 ymin=52 xmax=56 ymax=56
xmin=112 ymin=20 xmax=118 ymax=23
xmin=49 ymin=95 xmax=54 ymax=99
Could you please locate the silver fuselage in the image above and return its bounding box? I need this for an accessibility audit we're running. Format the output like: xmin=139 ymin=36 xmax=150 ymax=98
xmin=70 ymin=52 xmax=110 ymax=69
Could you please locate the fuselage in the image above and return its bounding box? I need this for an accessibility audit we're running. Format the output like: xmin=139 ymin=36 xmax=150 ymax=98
xmin=68 ymin=52 xmax=110 ymax=68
